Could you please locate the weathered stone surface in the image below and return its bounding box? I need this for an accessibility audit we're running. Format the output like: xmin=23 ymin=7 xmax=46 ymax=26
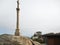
xmin=0 ymin=34 xmax=41 ymax=45
xmin=11 ymin=36 xmax=32 ymax=45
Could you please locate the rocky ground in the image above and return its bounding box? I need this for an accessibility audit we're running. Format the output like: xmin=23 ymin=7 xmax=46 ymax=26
xmin=41 ymin=44 xmax=46 ymax=45
xmin=0 ymin=34 xmax=41 ymax=45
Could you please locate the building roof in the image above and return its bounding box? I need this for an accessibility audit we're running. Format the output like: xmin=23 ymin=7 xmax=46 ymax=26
xmin=42 ymin=33 xmax=60 ymax=37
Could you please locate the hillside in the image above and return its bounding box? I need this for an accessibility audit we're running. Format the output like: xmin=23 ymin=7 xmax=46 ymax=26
xmin=0 ymin=34 xmax=41 ymax=45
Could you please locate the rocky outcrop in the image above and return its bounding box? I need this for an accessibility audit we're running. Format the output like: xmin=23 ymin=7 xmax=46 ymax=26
xmin=0 ymin=34 xmax=41 ymax=45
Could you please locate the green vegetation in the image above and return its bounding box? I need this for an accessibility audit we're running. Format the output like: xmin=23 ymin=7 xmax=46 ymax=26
xmin=31 ymin=31 xmax=45 ymax=43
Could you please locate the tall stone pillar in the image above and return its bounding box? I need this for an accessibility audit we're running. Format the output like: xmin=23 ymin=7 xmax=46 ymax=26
xmin=15 ymin=0 xmax=20 ymax=36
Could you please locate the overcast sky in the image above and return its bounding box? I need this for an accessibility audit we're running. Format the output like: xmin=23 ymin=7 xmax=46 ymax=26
xmin=0 ymin=0 xmax=60 ymax=37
